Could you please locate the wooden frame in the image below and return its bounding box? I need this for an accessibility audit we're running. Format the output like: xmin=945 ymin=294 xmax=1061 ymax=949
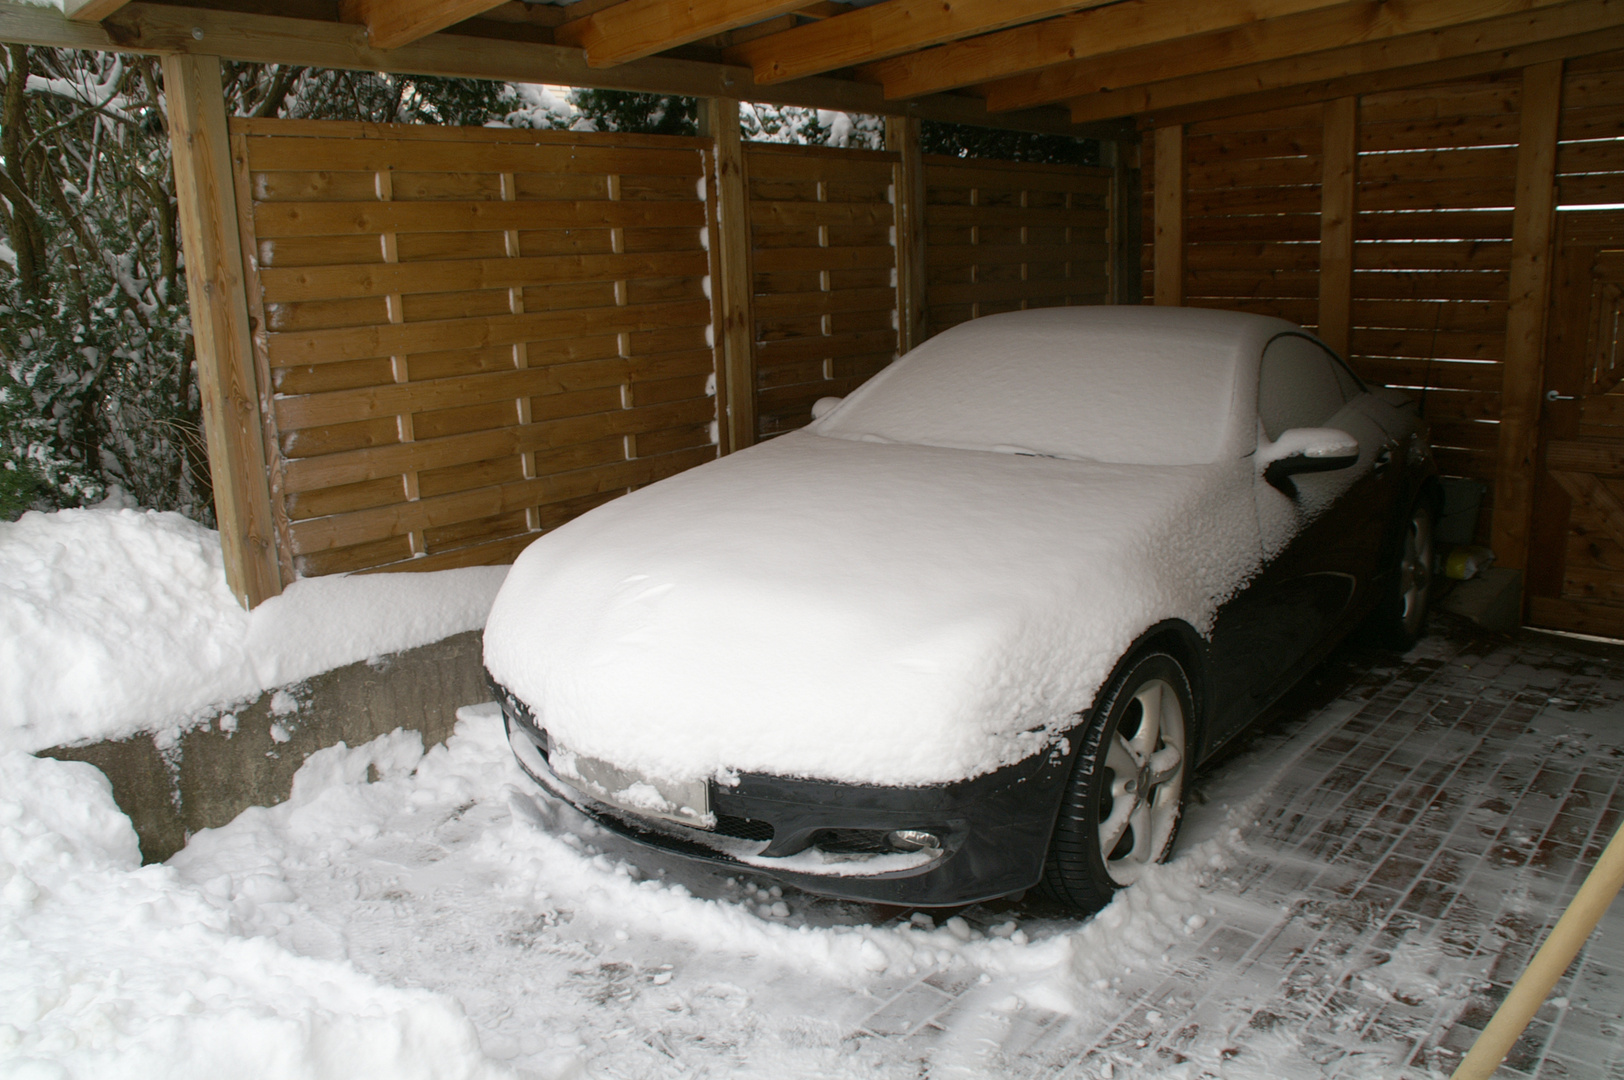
xmin=1153 ymin=124 xmax=1185 ymax=307
xmin=1492 ymin=60 xmax=1566 ymax=577
xmin=1317 ymin=97 xmax=1356 ymax=355
xmin=887 ymin=115 xmax=928 ymax=354
xmin=163 ymin=53 xmax=282 ymax=606
xmin=701 ymin=98 xmax=757 ymax=453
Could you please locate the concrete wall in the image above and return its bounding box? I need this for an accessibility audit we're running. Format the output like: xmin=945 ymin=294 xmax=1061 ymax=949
xmin=41 ymin=630 xmax=491 ymax=862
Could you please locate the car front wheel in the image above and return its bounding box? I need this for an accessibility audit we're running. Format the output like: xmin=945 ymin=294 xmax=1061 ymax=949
xmin=1366 ymin=499 xmax=1435 ymax=651
xmin=1039 ymin=652 xmax=1192 ymax=915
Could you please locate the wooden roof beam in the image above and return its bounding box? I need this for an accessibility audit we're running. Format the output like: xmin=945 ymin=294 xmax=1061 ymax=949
xmin=1066 ymin=0 xmax=1623 ymax=122
xmin=63 ymin=0 xmax=128 ymax=22
xmin=1140 ymin=20 xmax=1624 ymax=127
xmin=555 ymin=0 xmax=810 ymax=68
xmin=865 ymin=0 xmax=1360 ymax=101
xmin=984 ymin=0 xmax=1583 ymax=115
xmin=338 ymin=0 xmax=510 ymax=50
xmin=724 ymin=0 xmax=1116 ymax=87
xmin=0 ymin=1 xmax=1131 ymax=140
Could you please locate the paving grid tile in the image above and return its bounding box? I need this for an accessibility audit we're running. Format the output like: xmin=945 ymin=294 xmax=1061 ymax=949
xmin=882 ymin=619 xmax=1624 ymax=1078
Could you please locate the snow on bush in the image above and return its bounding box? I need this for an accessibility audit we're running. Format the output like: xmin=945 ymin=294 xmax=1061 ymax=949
xmin=0 ymin=507 xmax=507 ymax=752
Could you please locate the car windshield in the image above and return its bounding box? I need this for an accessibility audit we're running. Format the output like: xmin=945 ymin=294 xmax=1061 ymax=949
xmin=813 ymin=307 xmax=1250 ymax=466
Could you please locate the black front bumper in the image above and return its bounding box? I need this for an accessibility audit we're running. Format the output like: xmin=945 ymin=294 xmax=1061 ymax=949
xmin=490 ymin=677 xmax=1075 ymax=907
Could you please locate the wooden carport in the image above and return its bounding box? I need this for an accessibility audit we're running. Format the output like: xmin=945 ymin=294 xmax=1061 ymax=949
xmin=4 ymin=0 xmax=1624 ymax=639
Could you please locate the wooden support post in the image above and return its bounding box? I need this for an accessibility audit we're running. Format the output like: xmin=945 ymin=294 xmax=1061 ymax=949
xmin=887 ymin=115 xmax=928 ymax=353
xmin=163 ymin=52 xmax=281 ymax=608
xmin=701 ymin=97 xmax=756 ymax=453
xmin=1108 ymin=137 xmax=1143 ymax=305
xmin=1492 ymin=60 xmax=1565 ymax=579
xmin=1318 ymin=96 xmax=1357 ymax=355
xmin=1153 ymin=123 xmax=1184 ymax=306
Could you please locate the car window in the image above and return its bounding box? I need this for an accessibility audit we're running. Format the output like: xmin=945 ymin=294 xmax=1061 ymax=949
xmin=1258 ymin=333 xmax=1354 ymax=441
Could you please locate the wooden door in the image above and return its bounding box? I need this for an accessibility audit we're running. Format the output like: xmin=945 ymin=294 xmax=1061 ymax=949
xmin=1527 ymin=212 xmax=1624 ymax=637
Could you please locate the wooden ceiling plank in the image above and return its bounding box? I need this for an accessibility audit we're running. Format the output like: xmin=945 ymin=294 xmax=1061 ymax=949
xmin=555 ymin=0 xmax=809 ymax=68
xmin=985 ymin=0 xmax=1580 ymax=114
xmin=1139 ymin=24 xmax=1622 ymax=128
xmin=0 ymin=1 xmax=1129 ymax=140
xmin=867 ymin=0 xmax=1361 ymax=101
xmin=63 ymin=0 xmax=129 ymax=22
xmin=724 ymin=0 xmax=1115 ymax=86
xmin=1068 ymin=0 xmax=1623 ymax=123
xmin=338 ymin=0 xmax=510 ymax=50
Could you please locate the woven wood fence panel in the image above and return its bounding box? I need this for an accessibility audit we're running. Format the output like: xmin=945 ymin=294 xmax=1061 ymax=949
xmin=1175 ymin=104 xmax=1324 ymax=328
xmin=745 ymin=143 xmax=900 ymax=439
xmin=233 ymin=119 xmax=722 ymax=580
xmin=923 ymin=156 xmax=1113 ymax=335
xmin=1141 ymin=78 xmax=1528 ymax=522
xmin=1351 ymin=77 xmax=1519 ymax=494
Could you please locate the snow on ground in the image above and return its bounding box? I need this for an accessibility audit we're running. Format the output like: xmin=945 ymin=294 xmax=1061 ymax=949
xmin=4 ymin=695 xmax=1340 ymax=1080
xmin=0 ymin=507 xmax=507 ymax=752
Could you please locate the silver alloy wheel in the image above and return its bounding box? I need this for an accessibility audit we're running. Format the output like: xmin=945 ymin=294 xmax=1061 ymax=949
xmin=1399 ymin=505 xmax=1434 ymax=639
xmin=1099 ymin=677 xmax=1186 ymax=885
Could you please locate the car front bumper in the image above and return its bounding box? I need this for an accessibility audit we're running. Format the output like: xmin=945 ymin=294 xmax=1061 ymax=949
xmin=490 ymin=676 xmax=1074 ymax=907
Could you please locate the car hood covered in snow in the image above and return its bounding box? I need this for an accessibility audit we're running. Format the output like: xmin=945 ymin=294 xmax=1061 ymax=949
xmin=483 ymin=432 xmax=1264 ymax=787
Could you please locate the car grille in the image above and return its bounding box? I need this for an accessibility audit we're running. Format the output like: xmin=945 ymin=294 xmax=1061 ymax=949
xmin=713 ymin=815 xmax=775 ymax=842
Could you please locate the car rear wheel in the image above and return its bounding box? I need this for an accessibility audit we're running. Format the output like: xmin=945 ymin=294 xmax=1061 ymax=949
xmin=1039 ymin=652 xmax=1192 ymax=915
xmin=1366 ymin=500 xmax=1435 ymax=651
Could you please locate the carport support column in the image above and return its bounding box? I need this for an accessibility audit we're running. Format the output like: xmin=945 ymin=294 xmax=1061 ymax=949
xmin=1153 ymin=124 xmax=1184 ymax=306
xmin=163 ymin=52 xmax=281 ymax=608
xmin=701 ymin=98 xmax=756 ymax=454
xmin=1318 ymin=97 xmax=1357 ymax=356
xmin=887 ymin=115 xmax=928 ymax=354
xmin=1492 ymin=60 xmax=1565 ymax=582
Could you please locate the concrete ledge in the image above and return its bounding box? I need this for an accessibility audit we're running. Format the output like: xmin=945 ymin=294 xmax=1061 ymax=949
xmin=41 ymin=630 xmax=491 ymax=863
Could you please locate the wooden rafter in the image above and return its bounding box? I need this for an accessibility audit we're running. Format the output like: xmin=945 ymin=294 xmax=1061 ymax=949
xmin=0 ymin=2 xmax=1123 ymax=138
xmin=1138 ymin=21 xmax=1624 ymax=127
xmin=724 ymin=0 xmax=1115 ymax=87
xmin=1065 ymin=0 xmax=1621 ymax=122
xmin=555 ymin=0 xmax=808 ymax=68
xmin=984 ymin=0 xmax=1581 ymax=115
xmin=337 ymin=0 xmax=508 ymax=50
xmin=63 ymin=0 xmax=129 ymax=22
xmin=865 ymin=0 xmax=1356 ymax=101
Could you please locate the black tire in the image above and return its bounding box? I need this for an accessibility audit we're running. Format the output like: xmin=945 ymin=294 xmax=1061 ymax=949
xmin=1366 ymin=499 xmax=1435 ymax=651
xmin=1039 ymin=652 xmax=1193 ymax=916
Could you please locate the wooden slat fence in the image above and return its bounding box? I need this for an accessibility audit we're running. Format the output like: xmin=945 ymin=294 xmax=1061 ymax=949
xmin=745 ymin=143 xmax=900 ymax=439
xmin=1143 ymin=75 xmax=1535 ymax=538
xmin=234 ymin=119 xmax=722 ymax=580
xmin=230 ymin=120 xmax=1118 ymax=581
xmin=923 ymin=156 xmax=1114 ymax=334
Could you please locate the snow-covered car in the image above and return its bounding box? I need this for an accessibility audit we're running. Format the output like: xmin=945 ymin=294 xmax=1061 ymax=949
xmin=483 ymin=306 xmax=1437 ymax=913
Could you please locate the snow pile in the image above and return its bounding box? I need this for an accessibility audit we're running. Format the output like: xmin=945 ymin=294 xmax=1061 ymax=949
xmin=0 ymin=507 xmax=508 ymax=752
xmin=0 ymin=750 xmax=511 ymax=1080
xmin=154 ymin=705 xmax=1246 ymax=1077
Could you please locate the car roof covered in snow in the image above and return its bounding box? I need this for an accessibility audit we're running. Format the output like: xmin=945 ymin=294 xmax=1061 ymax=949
xmin=812 ymin=306 xmax=1292 ymax=466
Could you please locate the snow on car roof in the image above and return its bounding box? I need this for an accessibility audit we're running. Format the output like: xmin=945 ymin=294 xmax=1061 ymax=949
xmin=813 ymin=306 xmax=1285 ymax=466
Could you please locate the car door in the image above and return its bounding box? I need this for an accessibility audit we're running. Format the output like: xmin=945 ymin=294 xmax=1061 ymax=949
xmin=1207 ymin=333 xmax=1395 ymax=745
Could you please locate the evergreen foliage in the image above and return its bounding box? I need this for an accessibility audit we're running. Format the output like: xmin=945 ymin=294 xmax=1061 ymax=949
xmin=0 ymin=51 xmax=508 ymax=522
xmin=920 ymin=120 xmax=1100 ymax=166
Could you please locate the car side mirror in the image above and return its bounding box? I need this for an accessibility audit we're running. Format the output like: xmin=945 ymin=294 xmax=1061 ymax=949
xmin=811 ymin=396 xmax=844 ymax=421
xmin=1258 ymin=427 xmax=1360 ymax=497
